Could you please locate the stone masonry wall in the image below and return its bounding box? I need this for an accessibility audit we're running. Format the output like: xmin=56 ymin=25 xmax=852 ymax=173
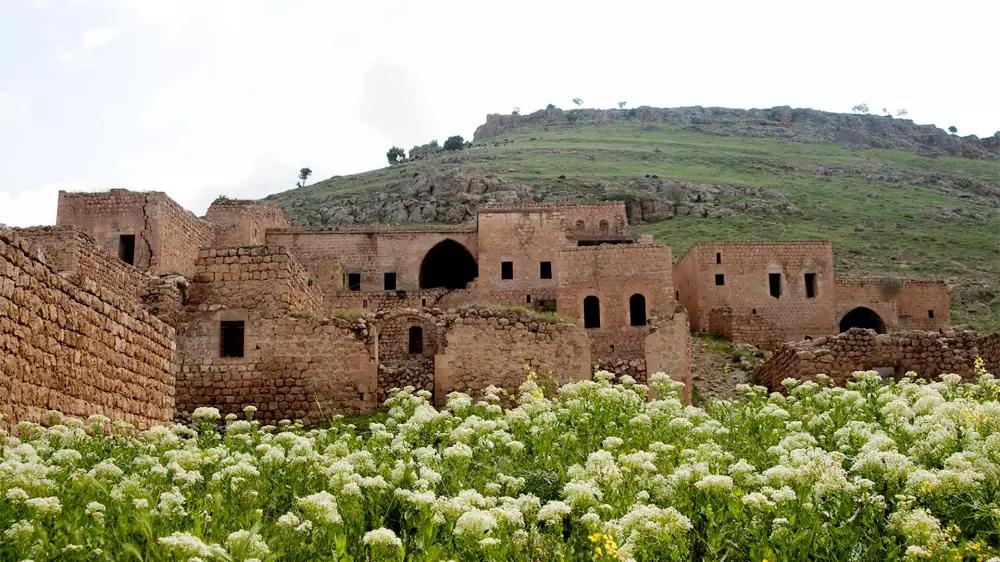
xmin=433 ymin=306 xmax=592 ymax=404
xmin=835 ymin=278 xmax=951 ymax=331
xmin=0 ymin=227 xmax=175 ymax=429
xmin=708 ymin=307 xmax=784 ymax=351
xmin=206 ymin=198 xmax=289 ymax=247
xmin=15 ymin=226 xmax=149 ymax=302
xmin=644 ymin=308 xmax=694 ymax=402
xmin=755 ymin=328 xmax=1000 ymax=389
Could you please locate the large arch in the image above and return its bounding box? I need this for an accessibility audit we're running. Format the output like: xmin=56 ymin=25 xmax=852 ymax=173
xmin=839 ymin=307 xmax=886 ymax=334
xmin=419 ymin=239 xmax=478 ymax=289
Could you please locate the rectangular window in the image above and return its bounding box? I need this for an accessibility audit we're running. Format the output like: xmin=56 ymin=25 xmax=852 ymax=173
xmin=383 ymin=272 xmax=396 ymax=291
xmin=118 ymin=234 xmax=136 ymax=265
xmin=715 ymin=252 xmax=722 ymax=264
xmin=769 ymin=273 xmax=782 ymax=298
xmin=540 ymin=261 xmax=552 ymax=279
xmin=804 ymin=273 xmax=816 ymax=299
xmin=220 ymin=321 xmax=245 ymax=358
xmin=347 ymin=273 xmax=361 ymax=291
xmin=501 ymin=261 xmax=513 ymax=280
xmin=714 ymin=273 xmax=725 ymax=286
xmin=928 ymin=309 xmax=935 ymax=319
xmin=526 ymin=294 xmax=532 ymax=304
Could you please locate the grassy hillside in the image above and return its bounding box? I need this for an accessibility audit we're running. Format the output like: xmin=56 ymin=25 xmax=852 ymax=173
xmin=268 ymin=121 xmax=1000 ymax=331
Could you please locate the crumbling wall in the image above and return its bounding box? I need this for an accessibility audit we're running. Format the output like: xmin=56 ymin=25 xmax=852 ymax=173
xmin=175 ymin=316 xmax=377 ymax=422
xmin=708 ymin=307 xmax=784 ymax=351
xmin=375 ymin=309 xmax=441 ymax=403
xmin=0 ymin=227 xmax=174 ymax=429
xmin=206 ymin=198 xmax=289 ymax=247
xmin=644 ymin=308 xmax=694 ymax=401
xmin=15 ymin=226 xmax=149 ymax=301
xmin=433 ymin=306 xmax=591 ymax=404
xmin=835 ymin=278 xmax=950 ymax=332
xmin=755 ymin=328 xmax=1000 ymax=388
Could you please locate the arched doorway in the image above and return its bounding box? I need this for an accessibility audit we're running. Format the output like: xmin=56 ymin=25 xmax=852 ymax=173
xmin=629 ymin=293 xmax=647 ymax=326
xmin=839 ymin=307 xmax=886 ymax=333
xmin=419 ymin=239 xmax=478 ymax=289
xmin=583 ymin=296 xmax=601 ymax=328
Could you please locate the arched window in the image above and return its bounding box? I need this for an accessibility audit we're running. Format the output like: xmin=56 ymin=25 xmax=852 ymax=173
xmin=599 ymin=219 xmax=609 ymax=235
xmin=575 ymin=219 xmax=585 ymax=231
xmin=408 ymin=326 xmax=423 ymax=354
xmin=629 ymin=293 xmax=647 ymax=326
xmin=583 ymin=296 xmax=601 ymax=329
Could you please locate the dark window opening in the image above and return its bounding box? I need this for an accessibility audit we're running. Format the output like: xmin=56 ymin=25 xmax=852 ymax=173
xmin=583 ymin=296 xmax=601 ymax=329
xmin=501 ymin=261 xmax=513 ymax=280
xmin=421 ymin=298 xmax=427 ymax=307
xmin=220 ymin=321 xmax=245 ymax=358
xmin=752 ymin=308 xmax=757 ymax=315
xmin=540 ymin=261 xmax=552 ymax=279
xmin=928 ymin=309 xmax=935 ymax=319
xmin=575 ymin=219 xmax=585 ymax=231
xmin=526 ymin=295 xmax=532 ymax=304
xmin=675 ymin=291 xmax=680 ymax=300
xmin=599 ymin=219 xmax=609 ymax=234
xmin=840 ymin=307 xmax=886 ymax=334
xmin=118 ymin=234 xmax=136 ymax=265
xmin=347 ymin=273 xmax=361 ymax=291
xmin=715 ymin=252 xmax=721 ymax=264
xmin=768 ymin=273 xmax=782 ymax=298
xmin=383 ymin=272 xmax=397 ymax=291
xmin=419 ymin=239 xmax=478 ymax=290
xmin=804 ymin=273 xmax=817 ymax=299
xmin=715 ymin=273 xmax=725 ymax=286
xmin=362 ymin=299 xmax=368 ymax=308
xmin=629 ymin=293 xmax=647 ymax=326
xmin=408 ymin=326 xmax=423 ymax=354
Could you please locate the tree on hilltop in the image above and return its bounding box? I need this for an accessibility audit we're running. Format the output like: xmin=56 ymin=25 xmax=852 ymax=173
xmin=572 ymin=97 xmax=583 ymax=107
xmin=618 ymin=101 xmax=627 ymax=109
xmin=948 ymin=126 xmax=958 ymax=135
xmin=851 ymin=103 xmax=870 ymax=114
xmin=443 ymin=135 xmax=465 ymax=151
xmin=386 ymin=146 xmax=405 ymax=165
xmin=297 ymin=167 xmax=312 ymax=188
xmin=546 ymin=103 xmax=557 ymax=110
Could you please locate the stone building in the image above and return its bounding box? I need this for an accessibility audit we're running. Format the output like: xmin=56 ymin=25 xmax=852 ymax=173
xmin=1 ymin=188 xmax=954 ymax=427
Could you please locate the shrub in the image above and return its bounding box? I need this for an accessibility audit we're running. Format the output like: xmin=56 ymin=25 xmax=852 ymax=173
xmin=443 ymin=135 xmax=465 ymax=151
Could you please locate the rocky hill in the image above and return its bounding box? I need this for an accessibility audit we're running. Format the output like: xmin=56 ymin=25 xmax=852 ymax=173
xmin=265 ymin=107 xmax=1000 ymax=331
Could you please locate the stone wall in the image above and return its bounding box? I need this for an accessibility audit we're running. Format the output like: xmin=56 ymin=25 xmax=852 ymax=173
xmin=433 ymin=306 xmax=592 ymax=404
xmin=141 ymin=275 xmax=188 ymax=328
xmin=175 ymin=316 xmax=378 ymax=423
xmin=0 ymin=227 xmax=174 ymax=429
xmin=644 ymin=308 xmax=694 ymax=401
xmin=755 ymin=328 xmax=1000 ymax=388
xmin=375 ymin=309 xmax=440 ymax=402
xmin=835 ymin=278 xmax=951 ymax=331
xmin=708 ymin=307 xmax=784 ymax=351
xmin=15 ymin=226 xmax=149 ymax=301
xmin=206 ymin=198 xmax=289 ymax=247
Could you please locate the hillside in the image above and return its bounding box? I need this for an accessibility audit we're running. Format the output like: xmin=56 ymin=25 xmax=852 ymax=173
xmin=266 ymin=107 xmax=1000 ymax=331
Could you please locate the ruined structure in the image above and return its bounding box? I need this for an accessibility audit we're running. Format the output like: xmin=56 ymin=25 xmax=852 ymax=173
xmin=1 ymin=188 xmax=958 ymax=427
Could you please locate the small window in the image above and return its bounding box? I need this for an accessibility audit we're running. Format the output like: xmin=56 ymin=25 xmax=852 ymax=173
xmin=804 ymin=273 xmax=816 ymax=299
xmin=769 ymin=273 xmax=782 ymax=298
xmin=118 ymin=234 xmax=136 ymax=265
xmin=347 ymin=273 xmax=361 ymax=291
xmin=675 ymin=290 xmax=679 ymax=300
xmin=408 ymin=326 xmax=423 ymax=354
xmin=583 ymin=296 xmax=601 ymax=329
xmin=715 ymin=274 xmax=725 ymax=286
xmin=575 ymin=219 xmax=585 ymax=231
xmin=526 ymin=295 xmax=532 ymax=304
xmin=501 ymin=261 xmax=513 ymax=280
xmin=928 ymin=309 xmax=935 ymax=319
xmin=715 ymin=252 xmax=721 ymax=264
xmin=421 ymin=298 xmax=426 ymax=307
xmin=629 ymin=293 xmax=647 ymax=326
xmin=220 ymin=321 xmax=245 ymax=358
xmin=752 ymin=308 xmax=757 ymax=315
xmin=384 ymin=272 xmax=397 ymax=291
xmin=599 ymin=219 xmax=609 ymax=234
xmin=540 ymin=261 xmax=552 ymax=279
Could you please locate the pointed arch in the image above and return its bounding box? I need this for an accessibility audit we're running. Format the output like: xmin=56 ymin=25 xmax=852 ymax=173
xmin=419 ymin=239 xmax=478 ymax=289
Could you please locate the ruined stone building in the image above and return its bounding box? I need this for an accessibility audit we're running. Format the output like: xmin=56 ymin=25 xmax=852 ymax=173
xmin=1 ymin=188 xmax=959 ymax=427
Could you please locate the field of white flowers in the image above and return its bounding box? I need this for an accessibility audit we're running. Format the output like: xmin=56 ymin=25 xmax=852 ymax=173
xmin=3 ymin=363 xmax=1000 ymax=561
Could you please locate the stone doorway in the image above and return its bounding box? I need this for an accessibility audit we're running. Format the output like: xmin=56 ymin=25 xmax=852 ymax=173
xmin=839 ymin=307 xmax=886 ymax=334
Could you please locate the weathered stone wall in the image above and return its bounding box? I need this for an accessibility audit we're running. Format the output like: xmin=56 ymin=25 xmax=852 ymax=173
xmin=708 ymin=307 xmax=784 ymax=351
xmin=476 ymin=208 xmax=571 ymax=292
xmin=206 ymin=198 xmax=289 ymax=247
xmin=835 ymin=278 xmax=950 ymax=331
xmin=755 ymin=328 xmax=1000 ymax=388
xmin=266 ymin=228 xmax=478 ymax=296
xmin=375 ymin=310 xmax=439 ymax=402
xmin=673 ymin=241 xmax=838 ymax=339
xmin=141 ymin=275 xmax=188 ymax=328
xmin=433 ymin=306 xmax=592 ymax=404
xmin=644 ymin=308 xmax=694 ymax=402
xmin=189 ymin=246 xmax=323 ymax=317
xmin=56 ymin=190 xmax=214 ymax=276
xmin=15 ymin=226 xmax=149 ymax=301
xmin=175 ymin=316 xmax=378 ymax=422
xmin=0 ymin=227 xmax=175 ymax=429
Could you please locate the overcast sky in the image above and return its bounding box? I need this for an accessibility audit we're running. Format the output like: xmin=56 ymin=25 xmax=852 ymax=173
xmin=1 ymin=0 xmax=998 ymax=227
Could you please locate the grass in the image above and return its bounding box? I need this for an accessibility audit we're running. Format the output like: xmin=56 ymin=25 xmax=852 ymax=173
xmin=269 ymin=121 xmax=1000 ymax=331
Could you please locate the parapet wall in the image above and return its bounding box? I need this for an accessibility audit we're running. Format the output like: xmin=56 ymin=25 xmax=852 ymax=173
xmin=433 ymin=306 xmax=592 ymax=404
xmin=206 ymin=198 xmax=289 ymax=247
xmin=0 ymin=227 xmax=175 ymax=429
xmin=755 ymin=328 xmax=1000 ymax=388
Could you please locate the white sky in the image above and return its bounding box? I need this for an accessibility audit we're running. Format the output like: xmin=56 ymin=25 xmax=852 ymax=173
xmin=1 ymin=0 xmax=998 ymax=227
